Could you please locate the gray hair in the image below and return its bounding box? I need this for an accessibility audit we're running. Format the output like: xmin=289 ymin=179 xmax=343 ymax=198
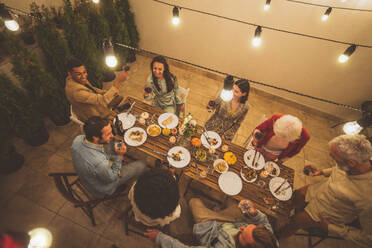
xmin=329 ymin=134 xmax=372 ymax=164
xmin=273 ymin=115 xmax=303 ymax=142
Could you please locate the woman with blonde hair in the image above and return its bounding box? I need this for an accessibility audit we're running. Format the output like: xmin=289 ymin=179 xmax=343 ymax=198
xmin=252 ymin=114 xmax=310 ymax=162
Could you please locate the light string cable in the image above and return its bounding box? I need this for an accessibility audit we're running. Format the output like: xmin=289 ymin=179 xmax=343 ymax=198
xmin=115 ymin=42 xmax=361 ymax=112
xmin=3 ymin=5 xmax=33 ymax=17
xmin=286 ymin=0 xmax=372 ymax=12
xmin=152 ymin=0 xmax=372 ymax=48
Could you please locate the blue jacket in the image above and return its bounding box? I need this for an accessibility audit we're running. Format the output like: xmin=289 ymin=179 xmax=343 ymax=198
xmin=156 ymin=210 xmax=276 ymax=247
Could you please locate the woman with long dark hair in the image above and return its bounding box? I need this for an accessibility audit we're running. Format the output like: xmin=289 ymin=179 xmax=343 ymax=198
xmin=205 ymin=79 xmax=251 ymax=141
xmin=144 ymin=56 xmax=184 ymax=114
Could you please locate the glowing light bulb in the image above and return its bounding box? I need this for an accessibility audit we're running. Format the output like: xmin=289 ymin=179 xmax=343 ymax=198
xmin=105 ymin=55 xmax=118 ymax=67
xmin=341 ymin=0 xmax=346 ymax=2
xmin=264 ymin=4 xmax=270 ymax=11
xmin=172 ymin=17 xmax=180 ymax=26
xmin=343 ymin=121 xmax=362 ymax=135
xmin=252 ymin=37 xmax=262 ymax=47
xmin=322 ymin=7 xmax=332 ymax=21
xmin=5 ymin=20 xmax=19 ymax=31
xmin=220 ymin=89 xmax=233 ymax=102
xmin=338 ymin=54 xmax=349 ymax=63
xmin=92 ymin=0 xmax=100 ymax=3
xmin=28 ymin=228 xmax=53 ymax=248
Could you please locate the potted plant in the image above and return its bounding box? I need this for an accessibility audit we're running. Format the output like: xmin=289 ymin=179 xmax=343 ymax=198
xmin=9 ymin=40 xmax=71 ymax=126
xmin=18 ymin=15 xmax=35 ymax=45
xmin=0 ymin=74 xmax=49 ymax=146
xmin=116 ymin=0 xmax=139 ymax=62
xmin=0 ymin=110 xmax=24 ymax=174
xmin=62 ymin=0 xmax=104 ymax=88
xmin=30 ymin=3 xmax=72 ymax=88
xmin=101 ymin=0 xmax=131 ymax=65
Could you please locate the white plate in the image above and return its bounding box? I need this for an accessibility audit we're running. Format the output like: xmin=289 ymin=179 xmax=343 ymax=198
xmin=243 ymin=149 xmax=265 ymax=170
xmin=115 ymin=113 xmax=136 ymax=130
xmin=265 ymin=161 xmax=280 ymax=177
xmin=269 ymin=177 xmax=292 ymax=201
xmin=167 ymin=146 xmax=191 ymax=168
xmin=124 ymin=127 xmax=147 ymax=147
xmin=213 ymin=159 xmax=229 ymax=173
xmin=200 ymin=131 xmax=222 ymax=149
xmin=218 ymin=171 xmax=242 ymax=196
xmin=158 ymin=113 xmax=179 ymax=129
xmin=240 ymin=166 xmax=257 ymax=183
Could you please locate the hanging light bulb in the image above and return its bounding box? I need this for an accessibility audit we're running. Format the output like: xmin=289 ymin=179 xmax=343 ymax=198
xmin=172 ymin=6 xmax=180 ymax=26
xmin=343 ymin=121 xmax=363 ymax=135
xmin=0 ymin=4 xmax=19 ymax=31
xmin=338 ymin=44 xmax=356 ymax=63
xmin=340 ymin=0 xmax=347 ymax=2
xmin=252 ymin=26 xmax=262 ymax=47
xmin=28 ymin=228 xmax=53 ymax=248
xmin=220 ymin=75 xmax=234 ymax=102
xmin=264 ymin=0 xmax=271 ymax=11
xmin=103 ymin=39 xmax=118 ymax=68
xmin=4 ymin=19 xmax=19 ymax=31
xmin=321 ymin=7 xmax=332 ymax=21
xmin=92 ymin=0 xmax=100 ymax=4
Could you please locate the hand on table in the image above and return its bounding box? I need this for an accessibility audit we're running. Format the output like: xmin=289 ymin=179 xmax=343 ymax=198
xmin=144 ymin=229 xmax=160 ymax=242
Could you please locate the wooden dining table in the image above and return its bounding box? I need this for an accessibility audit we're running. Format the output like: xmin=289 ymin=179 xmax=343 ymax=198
xmin=117 ymin=96 xmax=294 ymax=220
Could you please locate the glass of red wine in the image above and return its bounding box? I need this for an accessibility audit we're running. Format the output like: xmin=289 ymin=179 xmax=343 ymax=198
xmin=207 ymin=100 xmax=216 ymax=112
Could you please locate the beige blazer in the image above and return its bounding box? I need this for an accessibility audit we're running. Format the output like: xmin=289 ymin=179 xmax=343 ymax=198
xmin=65 ymin=76 xmax=119 ymax=122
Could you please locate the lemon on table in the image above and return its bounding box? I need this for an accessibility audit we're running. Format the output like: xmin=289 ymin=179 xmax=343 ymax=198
xmin=162 ymin=128 xmax=171 ymax=136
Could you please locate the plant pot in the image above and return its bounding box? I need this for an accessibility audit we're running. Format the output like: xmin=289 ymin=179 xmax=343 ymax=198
xmin=20 ymin=31 xmax=35 ymax=45
xmin=103 ymin=70 xmax=116 ymax=82
xmin=50 ymin=113 xmax=71 ymax=126
xmin=25 ymin=126 xmax=49 ymax=146
xmin=0 ymin=146 xmax=24 ymax=174
xmin=127 ymin=50 xmax=136 ymax=63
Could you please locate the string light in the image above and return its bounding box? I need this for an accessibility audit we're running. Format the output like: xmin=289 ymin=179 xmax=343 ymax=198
xmin=92 ymin=0 xmax=100 ymax=4
xmin=321 ymin=7 xmax=332 ymax=21
xmin=103 ymin=39 xmax=118 ymax=68
xmin=220 ymin=75 xmax=234 ymax=101
xmin=116 ymin=42 xmax=362 ymax=112
xmin=264 ymin=0 xmax=271 ymax=11
xmin=0 ymin=3 xmax=19 ymax=31
xmin=28 ymin=228 xmax=53 ymax=248
xmin=338 ymin=44 xmax=356 ymax=63
xmin=286 ymin=0 xmax=372 ymax=12
xmin=172 ymin=6 xmax=180 ymax=26
xmin=343 ymin=121 xmax=362 ymax=135
xmin=252 ymin=26 xmax=262 ymax=47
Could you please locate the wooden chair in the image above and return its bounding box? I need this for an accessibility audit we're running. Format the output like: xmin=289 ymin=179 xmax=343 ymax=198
xmin=121 ymin=205 xmax=170 ymax=237
xmin=69 ymin=105 xmax=84 ymax=130
xmin=49 ymin=172 xmax=127 ymax=226
xmin=294 ymin=214 xmax=360 ymax=247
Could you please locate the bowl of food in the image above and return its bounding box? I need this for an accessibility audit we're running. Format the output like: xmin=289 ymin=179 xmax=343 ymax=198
xmin=194 ymin=149 xmax=208 ymax=162
xmin=265 ymin=161 xmax=280 ymax=177
xmin=240 ymin=166 xmax=257 ymax=183
xmin=213 ymin=159 xmax=229 ymax=173
xmin=147 ymin=124 xmax=161 ymax=137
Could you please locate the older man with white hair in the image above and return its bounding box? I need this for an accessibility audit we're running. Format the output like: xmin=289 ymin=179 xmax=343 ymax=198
xmin=252 ymin=114 xmax=310 ymax=162
xmin=278 ymin=134 xmax=372 ymax=248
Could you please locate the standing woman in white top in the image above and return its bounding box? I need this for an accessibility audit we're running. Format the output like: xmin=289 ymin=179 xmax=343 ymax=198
xmin=143 ymin=56 xmax=184 ymax=115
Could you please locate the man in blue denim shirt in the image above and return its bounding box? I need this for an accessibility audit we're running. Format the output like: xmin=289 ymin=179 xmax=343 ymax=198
xmin=145 ymin=198 xmax=278 ymax=248
xmin=71 ymin=116 xmax=147 ymax=198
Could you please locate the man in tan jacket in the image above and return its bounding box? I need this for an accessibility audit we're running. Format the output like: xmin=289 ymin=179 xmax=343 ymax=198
xmin=65 ymin=58 xmax=128 ymax=122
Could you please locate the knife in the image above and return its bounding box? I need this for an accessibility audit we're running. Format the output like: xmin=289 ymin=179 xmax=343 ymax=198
xmin=125 ymin=101 xmax=136 ymax=115
xmin=277 ymin=184 xmax=291 ymax=195
xmin=152 ymin=150 xmax=172 ymax=159
xmin=274 ymin=179 xmax=287 ymax=194
xmin=202 ymin=127 xmax=212 ymax=147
